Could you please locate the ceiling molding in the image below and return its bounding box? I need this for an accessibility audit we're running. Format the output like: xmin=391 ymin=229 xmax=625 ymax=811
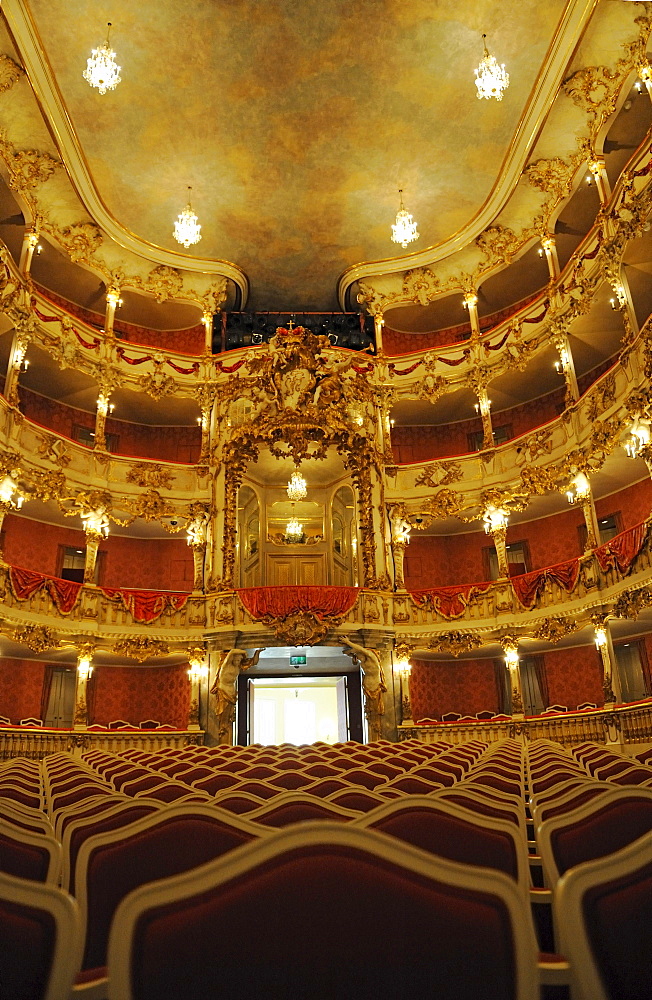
xmin=337 ymin=0 xmax=599 ymax=310
xmin=1 ymin=0 xmax=250 ymax=305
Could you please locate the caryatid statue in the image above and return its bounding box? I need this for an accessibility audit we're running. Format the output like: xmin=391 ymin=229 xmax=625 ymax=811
xmin=341 ymin=636 xmax=386 ymax=740
xmin=209 ymin=647 xmax=263 ymax=744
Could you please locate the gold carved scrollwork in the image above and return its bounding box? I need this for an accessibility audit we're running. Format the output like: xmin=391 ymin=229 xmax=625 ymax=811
xmin=53 ymin=223 xmax=103 ymax=263
xmin=428 ymin=631 xmax=483 ymax=657
xmin=263 ymin=610 xmax=339 ymax=647
xmin=0 ymin=133 xmax=60 ymax=192
xmin=112 ymin=637 xmax=170 ymax=662
xmin=613 ymin=586 xmax=652 ymax=620
xmin=12 ymin=624 xmax=58 ymax=652
xmin=0 ymin=55 xmax=23 ymax=95
xmin=533 ymin=617 xmax=580 ymax=643
xmin=126 ymin=463 xmax=176 ymax=490
xmin=414 ymin=460 xmax=463 ymax=490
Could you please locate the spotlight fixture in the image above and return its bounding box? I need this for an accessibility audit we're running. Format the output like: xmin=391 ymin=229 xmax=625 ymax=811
xmin=391 ymin=189 xmax=419 ymax=249
xmin=83 ymin=23 xmax=122 ymax=95
xmin=173 ymin=187 xmax=202 ymax=249
xmin=475 ymin=34 xmax=509 ymax=101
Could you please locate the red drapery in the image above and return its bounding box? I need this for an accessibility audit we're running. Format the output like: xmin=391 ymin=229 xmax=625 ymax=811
xmin=511 ymin=558 xmax=580 ymax=610
xmin=9 ymin=566 xmax=82 ymax=615
xmin=594 ymin=522 xmax=648 ymax=575
xmin=101 ymin=588 xmax=189 ymax=623
xmin=237 ymin=586 xmax=359 ymax=621
xmin=408 ymin=583 xmax=492 ymax=619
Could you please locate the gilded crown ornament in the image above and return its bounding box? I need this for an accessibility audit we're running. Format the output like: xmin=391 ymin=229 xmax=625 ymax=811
xmin=83 ymin=23 xmax=122 ymax=95
xmin=173 ymin=187 xmax=202 ymax=249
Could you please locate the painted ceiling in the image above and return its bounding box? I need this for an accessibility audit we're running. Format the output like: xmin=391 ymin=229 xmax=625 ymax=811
xmin=25 ymin=0 xmax=567 ymax=311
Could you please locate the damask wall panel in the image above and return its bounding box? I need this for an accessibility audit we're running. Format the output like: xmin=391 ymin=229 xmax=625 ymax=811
xmin=494 ymin=387 xmax=565 ymax=441
xmin=595 ymin=477 xmax=652 ymax=530
xmin=410 ymin=658 xmax=500 ymax=720
xmin=101 ymin=536 xmax=194 ymax=591
xmin=90 ymin=664 xmax=190 ymax=728
xmin=519 ymin=507 xmax=584 ymax=570
xmin=543 ymin=647 xmax=603 ymax=711
xmin=19 ymin=388 xmax=201 ymax=463
xmin=392 ymin=419 xmax=481 ymax=463
xmin=4 ymin=515 xmax=87 ymax=576
xmin=0 ymin=657 xmax=46 ymax=722
xmin=36 ymin=284 xmax=204 ymax=355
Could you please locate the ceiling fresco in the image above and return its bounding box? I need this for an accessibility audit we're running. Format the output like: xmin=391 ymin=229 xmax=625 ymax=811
xmin=25 ymin=0 xmax=567 ymax=310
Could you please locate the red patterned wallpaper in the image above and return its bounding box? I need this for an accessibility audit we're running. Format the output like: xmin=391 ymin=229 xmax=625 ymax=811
xmin=543 ymin=647 xmax=604 ymax=710
xmin=0 ymin=657 xmax=46 ymax=722
xmin=410 ymin=658 xmax=500 ymax=720
xmin=596 ymin=478 xmax=652 ymax=530
xmin=35 ymin=284 xmax=205 ymax=356
xmin=384 ymin=291 xmax=541 ymax=356
xmin=3 ymin=515 xmax=194 ymax=591
xmin=20 ymin=388 xmax=201 ymax=464
xmin=90 ymin=664 xmax=190 ymax=728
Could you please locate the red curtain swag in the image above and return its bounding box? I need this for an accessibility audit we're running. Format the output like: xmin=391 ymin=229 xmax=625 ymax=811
xmin=511 ymin=558 xmax=580 ymax=610
xmin=237 ymin=586 xmax=359 ymax=621
xmin=594 ymin=522 xmax=648 ymax=575
xmin=10 ymin=566 xmax=82 ymax=615
xmin=409 ymin=583 xmax=492 ymax=619
xmin=101 ymin=588 xmax=189 ymax=623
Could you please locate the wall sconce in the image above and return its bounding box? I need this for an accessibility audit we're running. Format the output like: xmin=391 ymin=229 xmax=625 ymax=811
xmin=0 ymin=474 xmax=25 ymax=510
xmin=77 ymin=657 xmax=93 ymax=680
xmin=594 ymin=626 xmax=608 ymax=650
xmin=188 ymin=658 xmax=209 ymax=682
xmin=394 ymin=657 xmax=412 ymax=679
xmin=474 ymin=398 xmax=491 ymax=417
xmin=483 ymin=505 xmax=508 ymax=534
xmin=20 ymin=358 xmax=29 ymax=373
xmin=566 ymin=472 xmax=591 ymax=505
xmin=623 ymin=419 xmax=650 ymax=459
xmin=503 ymin=645 xmax=519 ymax=670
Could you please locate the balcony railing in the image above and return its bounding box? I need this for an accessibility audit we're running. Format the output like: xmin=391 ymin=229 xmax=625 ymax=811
xmin=0 ymin=725 xmax=203 ymax=761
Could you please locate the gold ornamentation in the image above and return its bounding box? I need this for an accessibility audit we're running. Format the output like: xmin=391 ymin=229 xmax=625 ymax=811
xmin=126 ymin=463 xmax=175 ymax=489
xmin=401 ymin=268 xmax=441 ymax=307
xmin=28 ymin=469 xmax=68 ymax=502
xmin=0 ymin=55 xmax=23 ymax=94
xmin=263 ymin=610 xmax=336 ymax=646
xmin=586 ymin=373 xmax=616 ymax=422
xmin=428 ymin=631 xmax=483 ymax=656
xmin=113 ymin=636 xmax=170 ymax=662
xmin=35 ymin=433 xmax=71 ymax=467
xmin=511 ymin=687 xmax=524 ymax=714
xmin=525 ymin=157 xmax=576 ymax=207
xmin=475 ymin=225 xmax=521 ymax=266
xmin=140 ymin=265 xmax=184 ymax=303
xmin=0 ymin=134 xmax=60 ymax=191
xmin=414 ymin=460 xmax=463 ymax=489
xmin=533 ymin=617 xmax=580 ymax=643
xmin=417 ymin=374 xmax=448 ymax=405
xmin=12 ymin=624 xmax=57 ymax=652
xmin=54 ymin=223 xmax=103 ymax=263
xmin=124 ymin=489 xmax=176 ymax=524
xmin=613 ymin=586 xmax=652 ymax=620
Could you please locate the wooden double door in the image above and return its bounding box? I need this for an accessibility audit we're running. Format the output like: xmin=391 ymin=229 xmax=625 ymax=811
xmin=266 ymin=554 xmax=325 ymax=586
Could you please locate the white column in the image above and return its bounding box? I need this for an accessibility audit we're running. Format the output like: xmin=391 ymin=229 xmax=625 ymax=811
xmin=19 ymin=229 xmax=40 ymax=275
xmin=104 ymin=287 xmax=121 ymax=335
xmin=73 ymin=648 xmax=94 ymax=730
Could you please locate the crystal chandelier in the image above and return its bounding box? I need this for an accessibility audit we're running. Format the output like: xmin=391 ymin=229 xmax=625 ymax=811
xmin=173 ymin=187 xmax=202 ymax=248
xmin=391 ymin=189 xmax=419 ymax=249
xmin=287 ymin=467 xmax=307 ymax=502
xmin=83 ymin=23 xmax=122 ymax=95
xmin=286 ymin=517 xmax=303 ymax=541
xmin=475 ymin=34 xmax=509 ymax=101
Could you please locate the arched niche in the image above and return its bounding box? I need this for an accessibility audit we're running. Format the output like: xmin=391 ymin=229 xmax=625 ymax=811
xmin=238 ymin=485 xmax=260 ymax=587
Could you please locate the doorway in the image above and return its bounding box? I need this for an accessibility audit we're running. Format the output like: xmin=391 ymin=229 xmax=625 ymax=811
xmin=249 ymin=676 xmax=347 ymax=745
xmin=43 ymin=668 xmax=76 ymax=728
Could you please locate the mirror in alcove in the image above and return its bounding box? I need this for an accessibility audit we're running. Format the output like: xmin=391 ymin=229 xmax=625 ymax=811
xmin=238 ymin=485 xmax=260 ymax=586
xmin=332 ymin=485 xmax=356 ymax=585
xmin=267 ymin=500 xmax=324 ymax=544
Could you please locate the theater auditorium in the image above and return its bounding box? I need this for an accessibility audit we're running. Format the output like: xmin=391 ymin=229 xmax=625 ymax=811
xmin=0 ymin=1 xmax=651 ymax=998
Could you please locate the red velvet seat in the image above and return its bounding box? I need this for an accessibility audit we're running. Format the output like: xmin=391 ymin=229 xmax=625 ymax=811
xmin=76 ymin=805 xmax=265 ymax=976
xmin=191 ymin=771 xmax=242 ymax=795
xmin=327 ymin=789 xmax=389 ymax=813
xmin=301 ymin=777 xmax=353 ymax=797
xmin=538 ymin=788 xmax=652 ymax=886
xmin=0 ymin=821 xmax=61 ymax=884
xmin=248 ymin=796 xmax=359 ymax=827
xmin=555 ymin=833 xmax=652 ymax=1000
xmin=0 ymin=870 xmax=81 ymax=1000
xmin=106 ymin=824 xmax=539 ymax=1000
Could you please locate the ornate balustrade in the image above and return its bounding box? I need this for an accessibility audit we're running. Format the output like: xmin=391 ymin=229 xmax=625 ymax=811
xmin=0 ymin=521 xmax=650 ymax=651
xmin=0 ymin=725 xmax=202 ymax=761
xmin=399 ymin=700 xmax=652 ymax=749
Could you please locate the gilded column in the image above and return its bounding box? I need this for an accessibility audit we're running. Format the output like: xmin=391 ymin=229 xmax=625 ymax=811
xmin=81 ymin=507 xmax=109 ymax=583
xmin=73 ymin=645 xmax=95 ymax=731
xmin=593 ymin=617 xmax=622 ymax=706
xmin=187 ymin=504 xmax=209 ymax=592
xmin=464 ymin=290 xmax=480 ymax=341
xmin=4 ymin=325 xmax=31 ymax=407
xmin=187 ymin=646 xmax=208 ymax=732
xmin=389 ymin=506 xmax=410 ymax=591
xmin=552 ymin=328 xmax=579 ymax=406
xmin=19 ymin=228 xmax=40 ymax=275
xmin=540 ymin=234 xmax=560 ymax=281
xmin=502 ymin=638 xmax=524 ymax=718
xmin=588 ymin=157 xmax=610 ymax=207
xmin=566 ymin=473 xmax=599 ymax=551
xmin=394 ymin=643 xmax=413 ymax=726
xmin=373 ymin=312 xmax=384 ymax=355
xmin=484 ymin=506 xmax=510 ymax=579
xmin=104 ymin=287 xmax=121 ymax=335
xmin=202 ymin=311 xmax=213 ymax=354
xmin=476 ymin=388 xmax=494 ymax=449
xmin=94 ymin=393 xmax=113 ymax=450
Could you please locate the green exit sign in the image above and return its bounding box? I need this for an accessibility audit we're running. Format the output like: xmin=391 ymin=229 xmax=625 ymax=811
xmin=289 ymin=655 xmax=307 ymax=666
